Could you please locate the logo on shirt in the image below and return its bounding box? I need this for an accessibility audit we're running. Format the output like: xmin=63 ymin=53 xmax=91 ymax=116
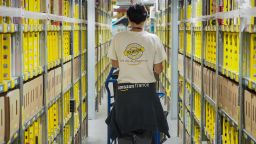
xmin=124 ymin=43 xmax=144 ymax=61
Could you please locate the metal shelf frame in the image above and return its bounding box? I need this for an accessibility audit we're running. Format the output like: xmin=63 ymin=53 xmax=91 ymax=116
xmin=0 ymin=0 xmax=89 ymax=144
xmin=176 ymin=0 xmax=256 ymax=144
xmin=182 ymin=1 xmax=188 ymax=143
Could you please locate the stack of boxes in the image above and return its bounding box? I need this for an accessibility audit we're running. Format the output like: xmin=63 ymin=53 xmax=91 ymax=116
xmin=222 ymin=117 xmax=239 ymax=144
xmin=244 ymin=90 xmax=256 ymax=138
xmin=0 ymin=96 xmax=5 ymax=142
xmin=193 ymin=62 xmax=202 ymax=90
xmin=0 ymin=0 xmax=89 ymax=143
xmin=47 ymin=31 xmax=61 ymax=69
xmin=95 ymin=2 xmax=112 ymax=111
xmin=250 ymin=34 xmax=256 ymax=83
xmin=223 ymin=32 xmax=239 ymax=80
xmin=24 ymin=119 xmax=42 ymax=144
xmin=155 ymin=3 xmax=172 ymax=105
xmin=194 ymin=91 xmax=201 ymax=121
xmin=23 ymin=76 xmax=44 ymax=125
xmin=63 ymin=90 xmax=71 ymax=122
xmin=194 ymin=125 xmax=200 ymax=144
xmin=218 ymin=76 xmax=239 ymax=122
xmin=73 ymin=81 xmax=80 ymax=134
xmin=63 ymin=62 xmax=71 ymax=91
xmin=186 ymin=31 xmax=192 ymax=56
xmin=203 ymin=68 xmax=217 ymax=101
xmin=194 ymin=32 xmax=202 ymax=60
xmin=0 ymin=34 xmax=12 ymax=84
xmin=47 ymin=99 xmax=60 ymax=143
xmin=205 ymin=32 xmax=216 ymax=67
xmin=176 ymin=0 xmax=248 ymax=142
xmin=205 ymin=101 xmax=215 ymax=141
xmin=3 ymin=89 xmax=20 ymax=143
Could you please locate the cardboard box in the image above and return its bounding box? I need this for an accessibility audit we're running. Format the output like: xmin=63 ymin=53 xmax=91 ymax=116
xmin=227 ymin=80 xmax=233 ymax=116
xmin=36 ymin=76 xmax=43 ymax=109
xmin=47 ymin=70 xmax=55 ymax=102
xmin=23 ymin=81 xmax=32 ymax=123
xmin=23 ymin=77 xmax=41 ymax=124
xmin=209 ymin=70 xmax=213 ymax=99
xmin=198 ymin=64 xmax=202 ymax=89
xmin=63 ymin=63 xmax=67 ymax=90
xmin=219 ymin=76 xmax=224 ymax=108
xmin=196 ymin=63 xmax=199 ymax=86
xmin=252 ymin=93 xmax=256 ymax=138
xmin=55 ymin=67 xmax=61 ymax=96
xmin=222 ymin=78 xmax=229 ymax=113
xmin=193 ymin=62 xmax=196 ymax=84
xmin=67 ymin=61 xmax=71 ymax=86
xmin=195 ymin=62 xmax=200 ymax=88
xmin=5 ymin=89 xmax=20 ymax=141
xmin=178 ymin=54 xmax=184 ymax=74
xmin=212 ymin=72 xmax=217 ymax=101
xmin=73 ymin=57 xmax=80 ymax=82
xmin=203 ymin=67 xmax=207 ymax=95
xmin=51 ymin=70 xmax=55 ymax=99
xmin=63 ymin=62 xmax=71 ymax=90
xmin=205 ymin=68 xmax=210 ymax=97
xmin=231 ymin=82 xmax=239 ymax=122
xmin=244 ymin=90 xmax=252 ymax=134
xmin=0 ymin=97 xmax=5 ymax=143
xmin=218 ymin=76 xmax=223 ymax=107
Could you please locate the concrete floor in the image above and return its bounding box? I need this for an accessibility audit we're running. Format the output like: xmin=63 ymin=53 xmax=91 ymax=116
xmin=84 ymin=92 xmax=179 ymax=144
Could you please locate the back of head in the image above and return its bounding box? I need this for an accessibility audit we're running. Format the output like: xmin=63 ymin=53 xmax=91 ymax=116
xmin=127 ymin=3 xmax=148 ymax=24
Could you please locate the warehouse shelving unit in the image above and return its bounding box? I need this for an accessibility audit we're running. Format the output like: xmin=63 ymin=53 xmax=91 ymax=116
xmin=0 ymin=0 xmax=88 ymax=144
xmin=155 ymin=0 xmax=172 ymax=111
xmin=95 ymin=0 xmax=112 ymax=112
xmin=155 ymin=0 xmax=256 ymax=144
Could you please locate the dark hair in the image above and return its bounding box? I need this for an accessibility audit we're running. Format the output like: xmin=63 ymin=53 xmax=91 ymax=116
xmin=127 ymin=3 xmax=148 ymax=24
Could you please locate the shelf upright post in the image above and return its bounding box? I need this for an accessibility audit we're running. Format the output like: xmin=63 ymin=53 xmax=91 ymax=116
xmin=182 ymin=0 xmax=187 ymax=144
xmin=190 ymin=0 xmax=196 ymax=143
xmin=170 ymin=0 xmax=178 ymax=120
xmin=238 ymin=16 xmax=246 ymax=144
xmin=42 ymin=0 xmax=49 ymax=143
xmin=200 ymin=0 xmax=206 ymax=142
xmin=87 ymin=0 xmax=96 ymax=119
xmin=215 ymin=0 xmax=221 ymax=143
xmin=60 ymin=3 xmax=65 ymax=143
xmin=17 ymin=0 xmax=24 ymax=142
xmin=78 ymin=0 xmax=83 ymax=143
xmin=70 ymin=0 xmax=75 ymax=143
xmin=170 ymin=0 xmax=179 ymax=142
xmin=85 ymin=0 xmax=89 ymax=137
xmin=18 ymin=23 xmax=24 ymax=144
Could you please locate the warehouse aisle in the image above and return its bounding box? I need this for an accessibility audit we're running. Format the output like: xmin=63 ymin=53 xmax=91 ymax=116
xmin=84 ymin=91 xmax=179 ymax=144
xmin=84 ymin=94 xmax=108 ymax=144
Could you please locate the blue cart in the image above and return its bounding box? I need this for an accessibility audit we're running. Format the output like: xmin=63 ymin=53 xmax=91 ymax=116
xmin=105 ymin=67 xmax=167 ymax=144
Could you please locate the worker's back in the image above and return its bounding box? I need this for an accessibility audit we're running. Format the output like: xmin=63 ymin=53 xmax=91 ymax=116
xmin=108 ymin=30 xmax=166 ymax=83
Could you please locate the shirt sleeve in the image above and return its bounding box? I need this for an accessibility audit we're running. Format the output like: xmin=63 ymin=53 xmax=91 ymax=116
xmin=154 ymin=36 xmax=167 ymax=64
xmin=107 ymin=38 xmax=118 ymax=60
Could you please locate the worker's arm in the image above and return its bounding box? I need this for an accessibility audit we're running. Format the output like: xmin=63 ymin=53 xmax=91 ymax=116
xmin=112 ymin=60 xmax=119 ymax=68
xmin=154 ymin=62 xmax=163 ymax=75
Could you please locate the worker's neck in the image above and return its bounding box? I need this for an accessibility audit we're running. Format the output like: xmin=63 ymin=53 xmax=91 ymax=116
xmin=130 ymin=22 xmax=144 ymax=32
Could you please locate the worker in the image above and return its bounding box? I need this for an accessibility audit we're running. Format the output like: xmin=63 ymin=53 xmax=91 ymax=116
xmin=106 ymin=3 xmax=170 ymax=144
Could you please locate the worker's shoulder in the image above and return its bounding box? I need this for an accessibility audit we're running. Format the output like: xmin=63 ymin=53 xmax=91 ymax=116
xmin=112 ymin=31 xmax=158 ymax=40
xmin=113 ymin=31 xmax=128 ymax=38
xmin=145 ymin=32 xmax=158 ymax=38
